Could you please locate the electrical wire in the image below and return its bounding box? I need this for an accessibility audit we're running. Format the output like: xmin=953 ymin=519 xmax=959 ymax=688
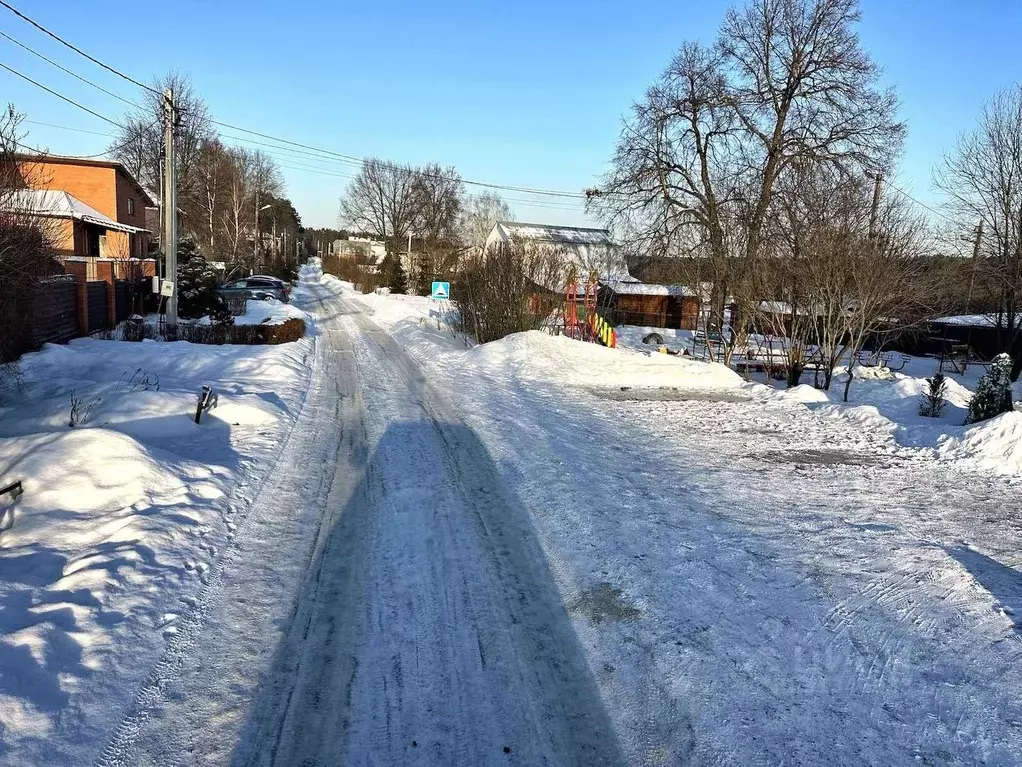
xmin=0 ymin=0 xmax=159 ymax=95
xmin=19 ymin=120 xmax=157 ymax=160
xmin=24 ymin=119 xmax=112 ymax=137
xmin=211 ymin=119 xmax=590 ymax=199
xmin=0 ymin=29 xmax=140 ymax=108
xmin=881 ymin=177 xmax=954 ymax=224
xmin=0 ymin=1 xmax=598 ymax=204
xmin=0 ymin=60 xmax=122 ymax=127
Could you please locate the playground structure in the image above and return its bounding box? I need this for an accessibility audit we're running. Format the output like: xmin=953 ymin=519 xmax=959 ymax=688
xmin=563 ymin=268 xmax=617 ymax=348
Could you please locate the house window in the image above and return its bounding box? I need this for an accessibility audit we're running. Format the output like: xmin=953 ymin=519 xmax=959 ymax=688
xmin=127 ymin=197 xmax=135 ymax=215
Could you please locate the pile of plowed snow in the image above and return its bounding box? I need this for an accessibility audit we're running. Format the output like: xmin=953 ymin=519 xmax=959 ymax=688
xmin=463 ymin=330 xmax=742 ymax=390
xmin=939 ymin=411 xmax=1022 ymax=475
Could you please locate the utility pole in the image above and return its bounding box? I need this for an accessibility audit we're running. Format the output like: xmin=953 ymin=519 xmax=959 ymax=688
xmin=254 ymin=188 xmax=261 ymax=273
xmin=868 ymin=172 xmax=883 ymax=239
xmin=966 ymin=219 xmax=984 ymax=313
xmin=972 ymin=219 xmax=985 ymax=261
xmin=162 ymin=87 xmax=178 ymax=325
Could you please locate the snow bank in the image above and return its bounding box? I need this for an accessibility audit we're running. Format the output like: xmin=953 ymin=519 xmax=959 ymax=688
xmin=234 ymin=297 xmax=307 ymax=326
xmin=615 ymin=325 xmax=695 ymax=353
xmin=0 ymin=333 xmax=312 ymax=764
xmin=940 ymin=410 xmax=1022 ymax=475
xmin=772 ymin=383 xmax=830 ymax=404
xmin=464 ymin=330 xmax=742 ymax=390
xmin=196 ymin=297 xmax=307 ymax=327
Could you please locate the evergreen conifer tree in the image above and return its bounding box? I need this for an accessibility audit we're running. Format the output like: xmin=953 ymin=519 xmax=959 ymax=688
xmin=965 ymin=353 xmax=1014 ymax=424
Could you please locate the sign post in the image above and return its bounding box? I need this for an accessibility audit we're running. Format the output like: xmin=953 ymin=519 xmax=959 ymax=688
xmin=430 ymin=281 xmax=450 ymax=331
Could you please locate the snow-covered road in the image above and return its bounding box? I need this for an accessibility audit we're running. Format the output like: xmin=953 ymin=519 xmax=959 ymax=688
xmin=101 ymin=279 xmax=620 ymax=765
xmin=97 ymin=269 xmax=1022 ymax=766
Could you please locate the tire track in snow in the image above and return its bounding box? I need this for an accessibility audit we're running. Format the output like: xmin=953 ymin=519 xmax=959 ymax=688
xmin=97 ymin=283 xmax=358 ymax=765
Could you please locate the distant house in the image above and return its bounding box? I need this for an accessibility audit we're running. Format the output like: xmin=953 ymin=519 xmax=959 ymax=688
xmin=485 ymin=221 xmax=631 ymax=291
xmin=15 ymin=154 xmax=155 ymax=261
xmin=599 ymin=280 xmax=701 ymax=330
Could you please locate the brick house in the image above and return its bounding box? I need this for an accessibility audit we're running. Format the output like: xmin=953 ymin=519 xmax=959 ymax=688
xmin=15 ymin=154 xmax=155 ymax=263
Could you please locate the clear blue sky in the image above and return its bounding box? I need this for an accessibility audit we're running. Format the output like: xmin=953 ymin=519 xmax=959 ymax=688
xmin=2 ymin=0 xmax=1021 ymax=230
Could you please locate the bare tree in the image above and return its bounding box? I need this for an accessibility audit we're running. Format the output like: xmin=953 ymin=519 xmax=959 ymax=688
xmin=0 ymin=105 xmax=60 ymax=365
xmin=339 ymin=158 xmax=419 ymax=253
xmin=410 ymin=164 xmax=464 ymax=292
xmin=935 ymin=84 xmax=1022 ymax=378
xmin=460 ymin=191 xmax=514 ymax=251
xmin=797 ymin=173 xmax=933 ymax=396
xmin=109 ymin=73 xmax=212 ymax=193
xmin=194 ymin=138 xmax=230 ymax=254
xmin=720 ymin=0 xmax=904 ymax=261
xmin=592 ymin=0 xmax=903 ymax=364
xmin=456 ymin=241 xmax=564 ymax=343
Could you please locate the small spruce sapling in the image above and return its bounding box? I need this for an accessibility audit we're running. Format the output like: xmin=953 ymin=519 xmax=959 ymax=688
xmin=918 ymin=373 xmax=948 ymax=418
xmin=965 ymin=353 xmax=1014 ymax=424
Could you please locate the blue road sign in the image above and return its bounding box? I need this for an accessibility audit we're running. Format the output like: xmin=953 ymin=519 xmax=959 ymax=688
xmin=431 ymin=281 xmax=451 ymax=300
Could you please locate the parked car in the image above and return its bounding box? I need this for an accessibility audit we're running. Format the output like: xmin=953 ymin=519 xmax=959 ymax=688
xmin=217 ymin=275 xmax=291 ymax=303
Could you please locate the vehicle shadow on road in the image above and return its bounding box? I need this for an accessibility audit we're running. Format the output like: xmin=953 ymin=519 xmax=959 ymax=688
xmin=230 ymin=420 xmax=623 ymax=767
xmin=946 ymin=545 xmax=1022 ymax=634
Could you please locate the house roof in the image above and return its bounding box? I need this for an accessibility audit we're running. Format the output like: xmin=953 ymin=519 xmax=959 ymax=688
xmin=493 ymin=221 xmax=614 ymax=246
xmin=603 ymin=280 xmax=697 ymax=297
xmin=932 ymin=313 xmax=998 ymax=328
xmin=7 ymin=189 xmax=148 ymax=233
xmin=14 ymin=153 xmax=157 ymax=207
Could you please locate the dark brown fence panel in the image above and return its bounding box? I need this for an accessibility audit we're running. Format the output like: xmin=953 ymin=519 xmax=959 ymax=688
xmin=114 ymin=280 xmax=130 ymax=324
xmin=86 ymin=281 xmax=109 ymax=332
xmin=27 ymin=275 xmax=78 ymax=351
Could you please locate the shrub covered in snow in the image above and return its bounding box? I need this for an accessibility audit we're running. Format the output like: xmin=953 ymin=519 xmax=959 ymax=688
xmin=918 ymin=373 xmax=948 ymax=418
xmin=965 ymin=353 xmax=1014 ymax=424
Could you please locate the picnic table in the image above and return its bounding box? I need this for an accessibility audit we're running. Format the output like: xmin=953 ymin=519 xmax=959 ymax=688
xmin=856 ymin=349 xmax=910 ymax=371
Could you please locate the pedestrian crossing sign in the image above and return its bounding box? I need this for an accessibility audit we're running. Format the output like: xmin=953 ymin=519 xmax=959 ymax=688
xmin=431 ymin=281 xmax=450 ymax=300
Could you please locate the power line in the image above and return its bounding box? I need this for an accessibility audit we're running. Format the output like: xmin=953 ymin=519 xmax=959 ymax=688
xmin=0 ymin=29 xmax=140 ymax=108
xmin=212 ymin=119 xmax=589 ymax=199
xmin=20 ymin=118 xmax=158 ymax=160
xmin=0 ymin=0 xmax=596 ymax=203
xmin=0 ymin=0 xmax=159 ymax=95
xmin=0 ymin=60 xmax=122 ymax=127
xmin=881 ymin=178 xmax=953 ymax=224
xmin=24 ymin=119 xmax=112 ymax=137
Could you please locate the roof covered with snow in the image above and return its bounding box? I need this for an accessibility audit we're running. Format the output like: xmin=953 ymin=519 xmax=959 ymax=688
xmin=603 ymin=280 xmax=697 ymax=297
xmin=492 ymin=221 xmax=614 ymax=246
xmin=932 ymin=314 xmax=998 ymax=328
xmin=5 ymin=189 xmax=146 ymax=233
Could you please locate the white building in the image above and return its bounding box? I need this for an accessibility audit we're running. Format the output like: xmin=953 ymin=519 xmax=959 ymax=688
xmin=484 ymin=221 xmax=633 ymax=291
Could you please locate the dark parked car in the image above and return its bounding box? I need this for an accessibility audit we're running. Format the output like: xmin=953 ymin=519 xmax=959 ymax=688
xmin=216 ymin=275 xmax=291 ymax=303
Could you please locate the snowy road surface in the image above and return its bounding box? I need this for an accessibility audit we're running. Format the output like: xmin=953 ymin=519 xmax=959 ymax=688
xmin=101 ymin=280 xmax=620 ymax=765
xmin=98 ymin=269 xmax=1022 ymax=766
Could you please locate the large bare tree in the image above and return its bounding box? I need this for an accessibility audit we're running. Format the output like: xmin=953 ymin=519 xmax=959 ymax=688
xmin=592 ymin=0 xmax=904 ymax=357
xmin=410 ymin=163 xmax=464 ymax=292
xmin=339 ymin=158 xmax=420 ymax=253
xmin=935 ymin=84 xmax=1022 ymax=378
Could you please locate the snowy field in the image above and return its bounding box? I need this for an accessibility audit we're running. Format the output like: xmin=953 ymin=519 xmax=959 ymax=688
xmin=6 ymin=260 xmax=1022 ymax=764
xmin=0 ymin=305 xmax=313 ymax=763
xmin=337 ymin=276 xmax=1022 ymax=764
